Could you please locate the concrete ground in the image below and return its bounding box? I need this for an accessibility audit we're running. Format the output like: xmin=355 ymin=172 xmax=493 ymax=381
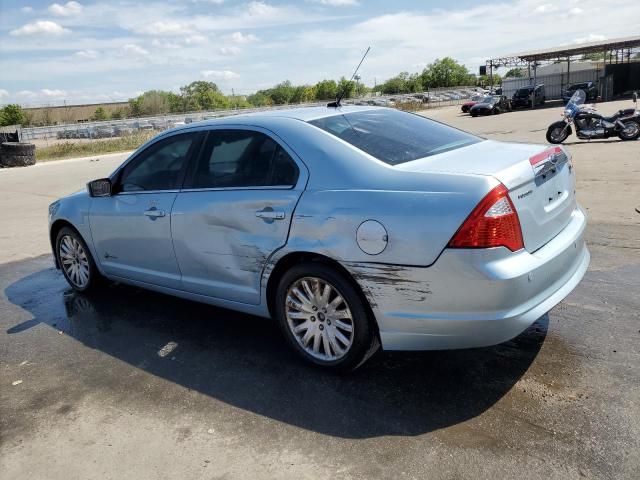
xmin=1 ymin=100 xmax=639 ymax=479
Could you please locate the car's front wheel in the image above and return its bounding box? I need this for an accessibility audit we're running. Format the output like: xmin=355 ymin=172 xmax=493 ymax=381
xmin=56 ymin=227 xmax=100 ymax=292
xmin=275 ymin=263 xmax=378 ymax=371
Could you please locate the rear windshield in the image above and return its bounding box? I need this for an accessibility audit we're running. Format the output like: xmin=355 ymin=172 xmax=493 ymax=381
xmin=308 ymin=109 xmax=480 ymax=166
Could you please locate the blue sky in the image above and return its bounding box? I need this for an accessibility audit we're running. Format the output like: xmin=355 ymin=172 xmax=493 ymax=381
xmin=0 ymin=0 xmax=638 ymax=106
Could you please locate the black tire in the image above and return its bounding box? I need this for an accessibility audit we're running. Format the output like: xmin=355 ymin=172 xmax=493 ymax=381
xmin=56 ymin=227 xmax=101 ymax=292
xmin=1 ymin=142 xmax=35 ymax=155
xmin=0 ymin=153 xmax=35 ymax=167
xmin=618 ymin=120 xmax=640 ymax=141
xmin=546 ymin=125 xmax=569 ymax=144
xmin=275 ymin=263 xmax=379 ymax=371
xmin=471 ymin=112 xmax=477 ymax=117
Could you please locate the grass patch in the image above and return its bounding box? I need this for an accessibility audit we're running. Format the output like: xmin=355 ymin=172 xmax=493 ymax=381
xmin=36 ymin=131 xmax=156 ymax=162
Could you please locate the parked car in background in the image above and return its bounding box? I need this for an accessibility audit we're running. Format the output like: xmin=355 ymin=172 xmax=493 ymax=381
xmin=94 ymin=126 xmax=114 ymax=139
xmin=562 ymin=82 xmax=598 ymax=103
xmin=512 ymin=84 xmax=545 ymax=108
xmin=48 ymin=106 xmax=589 ymax=370
xmin=461 ymin=95 xmax=488 ymax=113
xmin=77 ymin=128 xmax=91 ymax=139
xmin=470 ymin=95 xmax=512 ymax=116
xmin=113 ymin=124 xmax=134 ymax=136
xmin=134 ymin=120 xmax=154 ymax=131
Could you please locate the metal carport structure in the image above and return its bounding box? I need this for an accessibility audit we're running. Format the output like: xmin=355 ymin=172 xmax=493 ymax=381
xmin=485 ymin=36 xmax=640 ymax=105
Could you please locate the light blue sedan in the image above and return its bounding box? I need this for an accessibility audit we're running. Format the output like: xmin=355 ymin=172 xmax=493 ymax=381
xmin=48 ymin=106 xmax=589 ymax=370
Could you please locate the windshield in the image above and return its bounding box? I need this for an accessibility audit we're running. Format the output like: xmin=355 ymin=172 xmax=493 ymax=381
xmin=516 ymin=88 xmax=532 ymax=96
xmin=309 ymin=109 xmax=481 ymax=166
xmin=568 ymin=89 xmax=586 ymax=106
xmin=478 ymin=96 xmax=494 ymax=104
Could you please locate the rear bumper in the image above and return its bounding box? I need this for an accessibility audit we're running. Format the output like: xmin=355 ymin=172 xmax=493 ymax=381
xmin=346 ymin=207 xmax=589 ymax=351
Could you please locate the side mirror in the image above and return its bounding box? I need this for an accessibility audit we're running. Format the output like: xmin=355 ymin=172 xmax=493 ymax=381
xmin=87 ymin=178 xmax=112 ymax=197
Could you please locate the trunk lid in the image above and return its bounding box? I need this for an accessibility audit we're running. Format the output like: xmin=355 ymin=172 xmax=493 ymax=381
xmin=395 ymin=140 xmax=576 ymax=252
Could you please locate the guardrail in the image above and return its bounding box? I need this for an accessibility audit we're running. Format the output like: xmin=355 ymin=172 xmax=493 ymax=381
xmin=20 ymin=88 xmax=481 ymax=141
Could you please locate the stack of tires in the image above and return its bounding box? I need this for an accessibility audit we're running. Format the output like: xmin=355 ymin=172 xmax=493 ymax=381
xmin=0 ymin=142 xmax=36 ymax=168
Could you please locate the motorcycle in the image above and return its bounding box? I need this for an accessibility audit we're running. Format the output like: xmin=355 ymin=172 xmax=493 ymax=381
xmin=546 ymin=90 xmax=640 ymax=144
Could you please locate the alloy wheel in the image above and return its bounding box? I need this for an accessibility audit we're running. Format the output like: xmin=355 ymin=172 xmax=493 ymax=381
xmin=285 ymin=276 xmax=355 ymax=361
xmin=59 ymin=235 xmax=90 ymax=289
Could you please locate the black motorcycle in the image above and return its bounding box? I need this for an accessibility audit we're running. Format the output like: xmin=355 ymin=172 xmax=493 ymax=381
xmin=546 ymin=90 xmax=640 ymax=144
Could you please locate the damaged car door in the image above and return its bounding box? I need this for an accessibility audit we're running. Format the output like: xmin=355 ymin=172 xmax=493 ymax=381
xmin=171 ymin=127 xmax=305 ymax=304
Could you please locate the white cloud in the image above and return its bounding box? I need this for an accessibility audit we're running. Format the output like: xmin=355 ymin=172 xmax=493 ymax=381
xmin=569 ymin=7 xmax=584 ymax=15
xmin=21 ymin=6 xmax=34 ymax=13
xmin=202 ymin=70 xmax=239 ymax=80
xmin=534 ymin=4 xmax=559 ymax=13
xmin=136 ymin=20 xmax=194 ymax=36
xmin=185 ymin=34 xmax=208 ymax=45
xmin=151 ymin=39 xmax=182 ymax=49
xmin=10 ymin=20 xmax=71 ymax=36
xmin=14 ymin=89 xmax=67 ymax=100
xmin=219 ymin=46 xmax=242 ymax=55
xmin=573 ymin=34 xmax=606 ymax=44
xmin=41 ymin=88 xmax=67 ymax=97
xmin=246 ymin=1 xmax=277 ymax=17
xmin=74 ymin=49 xmax=99 ymax=59
xmin=121 ymin=44 xmax=150 ymax=57
xmin=311 ymin=0 xmax=359 ymax=5
xmin=49 ymin=1 xmax=83 ymax=16
xmin=0 ymin=89 xmax=9 ymax=100
xmin=225 ymin=31 xmax=258 ymax=44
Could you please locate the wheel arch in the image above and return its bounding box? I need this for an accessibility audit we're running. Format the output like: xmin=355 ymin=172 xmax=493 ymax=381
xmin=265 ymin=251 xmax=380 ymax=336
xmin=50 ymin=219 xmax=86 ymax=269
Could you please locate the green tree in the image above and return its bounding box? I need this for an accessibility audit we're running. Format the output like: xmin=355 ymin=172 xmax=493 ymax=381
xmin=478 ymin=73 xmax=502 ymax=87
xmin=180 ymin=81 xmax=229 ymax=111
xmin=0 ymin=104 xmax=27 ymax=126
xmin=505 ymin=68 xmax=525 ymax=78
xmin=110 ymin=107 xmax=129 ymax=119
xmin=266 ymin=81 xmax=295 ymax=104
xmin=290 ymin=85 xmax=314 ymax=103
xmin=246 ymin=92 xmax=273 ymax=107
xmin=336 ymin=76 xmax=357 ymax=99
xmin=92 ymin=106 xmax=109 ymax=121
xmin=421 ymin=57 xmax=473 ymax=88
xmin=379 ymin=72 xmax=421 ymax=94
xmin=581 ymin=52 xmax=605 ymax=61
xmin=314 ymin=79 xmax=338 ymax=100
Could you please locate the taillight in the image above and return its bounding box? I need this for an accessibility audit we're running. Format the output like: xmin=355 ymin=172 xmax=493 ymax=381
xmin=448 ymin=184 xmax=524 ymax=252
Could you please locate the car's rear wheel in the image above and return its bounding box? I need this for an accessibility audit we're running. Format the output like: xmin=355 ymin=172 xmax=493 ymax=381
xmin=275 ymin=263 xmax=378 ymax=371
xmin=56 ymin=227 xmax=100 ymax=292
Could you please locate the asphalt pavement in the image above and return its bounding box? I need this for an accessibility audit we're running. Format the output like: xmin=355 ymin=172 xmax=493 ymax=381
xmin=1 ymin=101 xmax=639 ymax=479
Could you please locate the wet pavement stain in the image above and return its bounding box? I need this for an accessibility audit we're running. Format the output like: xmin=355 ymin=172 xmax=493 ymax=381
xmin=1 ymin=252 xmax=639 ymax=479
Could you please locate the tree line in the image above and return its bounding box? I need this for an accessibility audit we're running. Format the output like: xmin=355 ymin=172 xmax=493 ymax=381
xmin=1 ymin=57 xmax=500 ymax=126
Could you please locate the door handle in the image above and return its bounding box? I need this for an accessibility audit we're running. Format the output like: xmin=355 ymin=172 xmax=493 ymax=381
xmin=255 ymin=209 xmax=285 ymax=220
xmin=144 ymin=208 xmax=166 ymax=218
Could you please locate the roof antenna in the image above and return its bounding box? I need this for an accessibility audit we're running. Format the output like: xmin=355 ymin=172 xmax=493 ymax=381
xmin=327 ymin=46 xmax=371 ymax=108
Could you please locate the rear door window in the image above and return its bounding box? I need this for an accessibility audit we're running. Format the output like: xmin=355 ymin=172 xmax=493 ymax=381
xmin=309 ymin=109 xmax=480 ymax=166
xmin=187 ymin=129 xmax=299 ymax=188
